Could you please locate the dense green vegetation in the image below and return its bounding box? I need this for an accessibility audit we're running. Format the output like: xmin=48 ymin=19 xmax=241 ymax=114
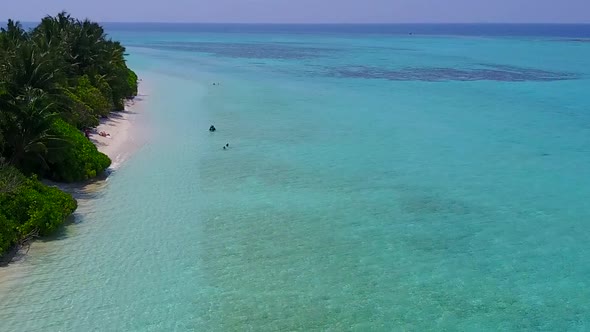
xmin=0 ymin=165 xmax=77 ymax=254
xmin=0 ymin=12 xmax=138 ymax=256
xmin=47 ymin=119 xmax=112 ymax=182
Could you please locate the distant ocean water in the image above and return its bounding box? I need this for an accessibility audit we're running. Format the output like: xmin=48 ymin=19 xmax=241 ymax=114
xmin=1 ymin=24 xmax=590 ymax=331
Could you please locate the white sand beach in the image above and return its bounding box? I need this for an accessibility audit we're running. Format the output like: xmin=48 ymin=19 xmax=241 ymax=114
xmin=89 ymin=81 xmax=149 ymax=169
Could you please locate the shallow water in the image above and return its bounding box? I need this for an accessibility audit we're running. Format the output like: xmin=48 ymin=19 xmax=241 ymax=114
xmin=1 ymin=25 xmax=590 ymax=331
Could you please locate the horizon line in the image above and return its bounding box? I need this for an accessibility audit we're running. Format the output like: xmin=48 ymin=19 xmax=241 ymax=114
xmin=9 ymin=21 xmax=590 ymax=25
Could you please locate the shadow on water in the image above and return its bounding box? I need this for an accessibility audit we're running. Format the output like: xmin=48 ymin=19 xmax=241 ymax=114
xmin=41 ymin=212 xmax=78 ymax=241
xmin=0 ymin=169 xmax=114 ymax=267
xmin=0 ymin=215 xmax=73 ymax=267
xmin=0 ymin=221 xmax=72 ymax=267
xmin=0 ymin=247 xmax=22 ymax=267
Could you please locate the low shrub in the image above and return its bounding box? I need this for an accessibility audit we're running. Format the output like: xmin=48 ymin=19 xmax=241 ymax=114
xmin=46 ymin=119 xmax=111 ymax=182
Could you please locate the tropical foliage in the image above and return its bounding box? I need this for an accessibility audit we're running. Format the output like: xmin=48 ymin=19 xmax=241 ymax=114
xmin=0 ymin=13 xmax=138 ymax=256
xmin=46 ymin=119 xmax=112 ymax=182
xmin=0 ymin=166 xmax=77 ymax=254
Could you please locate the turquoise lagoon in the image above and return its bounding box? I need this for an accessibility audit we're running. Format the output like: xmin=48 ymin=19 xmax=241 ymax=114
xmin=1 ymin=25 xmax=590 ymax=331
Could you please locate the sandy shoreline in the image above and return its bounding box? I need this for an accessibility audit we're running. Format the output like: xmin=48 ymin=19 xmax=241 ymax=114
xmin=0 ymin=79 xmax=149 ymax=270
xmin=89 ymin=82 xmax=148 ymax=168
xmin=39 ymin=80 xmax=149 ymax=193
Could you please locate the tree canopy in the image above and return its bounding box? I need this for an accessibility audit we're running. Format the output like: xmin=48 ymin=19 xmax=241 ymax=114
xmin=0 ymin=12 xmax=138 ymax=256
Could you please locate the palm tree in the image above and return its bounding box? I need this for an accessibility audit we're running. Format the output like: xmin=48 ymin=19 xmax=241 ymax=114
xmin=1 ymin=41 xmax=67 ymax=96
xmin=72 ymin=20 xmax=108 ymax=74
xmin=0 ymin=20 xmax=27 ymax=87
xmin=2 ymin=88 xmax=64 ymax=170
xmin=33 ymin=12 xmax=75 ymax=48
xmin=31 ymin=12 xmax=78 ymax=79
xmin=0 ymin=19 xmax=28 ymax=48
xmin=0 ymin=90 xmax=9 ymax=156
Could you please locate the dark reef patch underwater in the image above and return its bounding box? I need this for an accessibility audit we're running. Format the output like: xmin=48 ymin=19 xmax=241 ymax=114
xmin=325 ymin=64 xmax=577 ymax=82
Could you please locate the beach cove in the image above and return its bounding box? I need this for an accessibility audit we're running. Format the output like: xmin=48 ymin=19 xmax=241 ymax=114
xmin=1 ymin=24 xmax=590 ymax=330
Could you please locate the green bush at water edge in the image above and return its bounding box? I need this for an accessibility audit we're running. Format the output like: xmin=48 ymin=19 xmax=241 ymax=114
xmin=0 ymin=167 xmax=77 ymax=254
xmin=46 ymin=119 xmax=111 ymax=182
xmin=0 ymin=13 xmax=137 ymax=257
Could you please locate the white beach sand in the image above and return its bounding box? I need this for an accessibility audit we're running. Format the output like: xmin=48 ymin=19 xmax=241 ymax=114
xmin=89 ymin=82 xmax=149 ymax=169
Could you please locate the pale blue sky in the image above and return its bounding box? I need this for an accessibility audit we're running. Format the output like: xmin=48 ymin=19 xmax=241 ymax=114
xmin=2 ymin=0 xmax=589 ymax=23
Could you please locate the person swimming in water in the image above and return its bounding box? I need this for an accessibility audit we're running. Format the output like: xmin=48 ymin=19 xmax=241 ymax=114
xmin=209 ymin=125 xmax=216 ymax=132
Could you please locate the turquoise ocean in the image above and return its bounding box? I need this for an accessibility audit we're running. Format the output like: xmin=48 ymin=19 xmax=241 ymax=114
xmin=1 ymin=24 xmax=590 ymax=330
